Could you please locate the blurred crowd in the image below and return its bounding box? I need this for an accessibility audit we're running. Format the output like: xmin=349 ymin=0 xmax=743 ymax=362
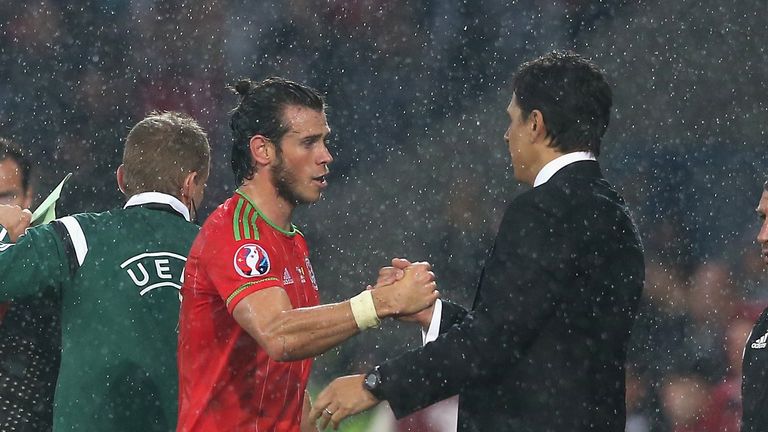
xmin=625 ymin=256 xmax=767 ymax=432
xmin=1 ymin=0 xmax=767 ymax=431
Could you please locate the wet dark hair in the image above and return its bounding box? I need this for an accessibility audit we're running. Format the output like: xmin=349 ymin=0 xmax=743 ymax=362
xmin=512 ymin=50 xmax=612 ymax=156
xmin=0 ymin=137 xmax=32 ymax=191
xmin=229 ymin=77 xmax=325 ymax=184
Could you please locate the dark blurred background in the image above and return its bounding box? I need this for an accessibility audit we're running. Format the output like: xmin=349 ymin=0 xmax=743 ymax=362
xmin=1 ymin=1 xmax=767 ymax=430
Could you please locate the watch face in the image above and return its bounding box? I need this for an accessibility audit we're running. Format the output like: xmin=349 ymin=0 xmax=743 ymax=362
xmin=364 ymin=372 xmax=379 ymax=389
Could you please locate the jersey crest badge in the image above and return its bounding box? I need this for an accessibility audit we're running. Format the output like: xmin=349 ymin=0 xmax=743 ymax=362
xmin=234 ymin=244 xmax=270 ymax=278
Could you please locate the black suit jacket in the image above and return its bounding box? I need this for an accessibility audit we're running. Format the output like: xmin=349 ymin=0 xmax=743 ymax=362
xmin=372 ymin=160 xmax=645 ymax=432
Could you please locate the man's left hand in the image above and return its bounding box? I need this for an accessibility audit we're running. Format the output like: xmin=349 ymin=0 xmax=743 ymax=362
xmin=309 ymin=374 xmax=379 ymax=430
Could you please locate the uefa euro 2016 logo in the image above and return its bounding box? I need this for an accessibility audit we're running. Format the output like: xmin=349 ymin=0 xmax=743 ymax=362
xmin=234 ymin=244 xmax=271 ymax=278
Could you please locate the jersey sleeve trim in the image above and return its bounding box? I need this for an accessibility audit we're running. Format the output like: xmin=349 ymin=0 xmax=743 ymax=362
xmin=225 ymin=277 xmax=281 ymax=311
xmin=51 ymin=220 xmax=80 ymax=277
xmin=57 ymin=216 xmax=88 ymax=266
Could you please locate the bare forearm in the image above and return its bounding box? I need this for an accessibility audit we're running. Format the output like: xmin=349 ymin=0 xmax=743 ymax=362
xmin=234 ymin=263 xmax=438 ymax=362
xmin=265 ymin=301 xmax=360 ymax=361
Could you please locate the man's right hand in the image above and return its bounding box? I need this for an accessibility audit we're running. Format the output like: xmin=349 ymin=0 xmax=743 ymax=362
xmin=371 ymin=262 xmax=439 ymax=317
xmin=0 ymin=205 xmax=32 ymax=242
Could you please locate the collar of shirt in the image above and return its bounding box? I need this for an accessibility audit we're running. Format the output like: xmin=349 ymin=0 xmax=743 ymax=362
xmin=533 ymin=151 xmax=597 ymax=187
xmin=124 ymin=192 xmax=190 ymax=222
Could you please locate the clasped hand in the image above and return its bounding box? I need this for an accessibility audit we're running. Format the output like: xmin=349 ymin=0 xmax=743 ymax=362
xmin=371 ymin=258 xmax=437 ymax=327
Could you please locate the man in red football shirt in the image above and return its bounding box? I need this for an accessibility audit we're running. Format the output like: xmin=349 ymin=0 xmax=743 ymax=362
xmin=177 ymin=77 xmax=439 ymax=432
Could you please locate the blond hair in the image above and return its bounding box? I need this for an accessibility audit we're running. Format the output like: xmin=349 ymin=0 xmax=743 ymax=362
xmin=122 ymin=111 xmax=210 ymax=197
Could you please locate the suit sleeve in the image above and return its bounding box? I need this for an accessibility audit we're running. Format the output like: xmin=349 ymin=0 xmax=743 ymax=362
xmin=0 ymin=223 xmax=68 ymax=299
xmin=438 ymin=300 xmax=468 ymax=333
xmin=374 ymin=191 xmax=576 ymax=417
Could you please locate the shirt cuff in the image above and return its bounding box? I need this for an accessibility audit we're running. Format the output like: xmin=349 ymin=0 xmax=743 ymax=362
xmin=421 ymin=299 xmax=443 ymax=345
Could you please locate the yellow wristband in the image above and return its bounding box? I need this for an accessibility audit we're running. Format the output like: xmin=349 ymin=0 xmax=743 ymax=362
xmin=350 ymin=290 xmax=380 ymax=330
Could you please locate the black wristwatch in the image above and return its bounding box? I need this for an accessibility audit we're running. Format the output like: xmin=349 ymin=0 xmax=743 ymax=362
xmin=363 ymin=366 xmax=382 ymax=393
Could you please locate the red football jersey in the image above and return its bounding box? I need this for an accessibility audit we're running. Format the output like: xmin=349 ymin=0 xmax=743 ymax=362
xmin=178 ymin=191 xmax=320 ymax=432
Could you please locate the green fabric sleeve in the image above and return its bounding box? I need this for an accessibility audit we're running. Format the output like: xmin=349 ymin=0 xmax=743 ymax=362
xmin=0 ymin=223 xmax=68 ymax=299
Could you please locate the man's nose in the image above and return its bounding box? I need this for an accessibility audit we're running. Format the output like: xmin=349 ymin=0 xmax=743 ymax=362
xmin=319 ymin=144 xmax=333 ymax=165
xmin=757 ymin=221 xmax=768 ymax=245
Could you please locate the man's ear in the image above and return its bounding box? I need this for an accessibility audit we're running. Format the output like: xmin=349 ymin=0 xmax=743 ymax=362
xmin=249 ymin=135 xmax=273 ymax=167
xmin=181 ymin=170 xmax=199 ymax=200
xmin=116 ymin=164 xmax=127 ymax=194
xmin=182 ymin=170 xmax=195 ymax=189
xmin=529 ymin=109 xmax=548 ymax=139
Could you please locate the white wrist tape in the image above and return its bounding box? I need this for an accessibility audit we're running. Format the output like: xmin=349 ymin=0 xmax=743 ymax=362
xmin=350 ymin=290 xmax=380 ymax=330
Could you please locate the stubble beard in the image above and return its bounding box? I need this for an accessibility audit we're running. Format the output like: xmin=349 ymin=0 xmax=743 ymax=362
xmin=271 ymin=151 xmax=314 ymax=206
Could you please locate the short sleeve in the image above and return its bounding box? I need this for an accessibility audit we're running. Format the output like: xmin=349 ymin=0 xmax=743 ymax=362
xmin=206 ymin=237 xmax=284 ymax=314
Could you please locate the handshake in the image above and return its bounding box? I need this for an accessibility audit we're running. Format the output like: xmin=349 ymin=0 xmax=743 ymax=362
xmin=307 ymin=258 xmax=440 ymax=431
xmin=350 ymin=258 xmax=440 ymax=331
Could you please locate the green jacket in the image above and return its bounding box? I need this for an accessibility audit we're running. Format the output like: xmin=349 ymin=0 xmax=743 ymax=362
xmin=0 ymin=193 xmax=197 ymax=431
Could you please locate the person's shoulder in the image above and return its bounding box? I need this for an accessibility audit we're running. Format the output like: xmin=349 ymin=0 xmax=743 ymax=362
xmin=752 ymin=307 xmax=768 ymax=330
xmin=513 ymin=183 xmax=572 ymax=214
xmin=51 ymin=210 xmax=108 ymax=233
xmin=535 ymin=170 xmax=623 ymax=209
xmin=200 ymin=194 xmax=278 ymax=248
xmin=199 ymin=200 xmax=236 ymax=237
xmin=291 ymin=225 xmax=310 ymax=248
xmin=292 ymin=225 xmax=305 ymax=239
xmin=85 ymin=207 xmax=196 ymax=233
xmin=70 ymin=210 xmax=108 ymax=223
xmin=506 ymin=178 xmax=614 ymax=228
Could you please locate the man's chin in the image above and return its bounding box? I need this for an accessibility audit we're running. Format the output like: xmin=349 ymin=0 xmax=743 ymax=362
xmin=291 ymin=192 xmax=323 ymax=206
xmin=303 ymin=193 xmax=323 ymax=205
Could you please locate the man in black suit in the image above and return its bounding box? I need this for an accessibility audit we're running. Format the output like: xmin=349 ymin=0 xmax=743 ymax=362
xmin=310 ymin=51 xmax=645 ymax=432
